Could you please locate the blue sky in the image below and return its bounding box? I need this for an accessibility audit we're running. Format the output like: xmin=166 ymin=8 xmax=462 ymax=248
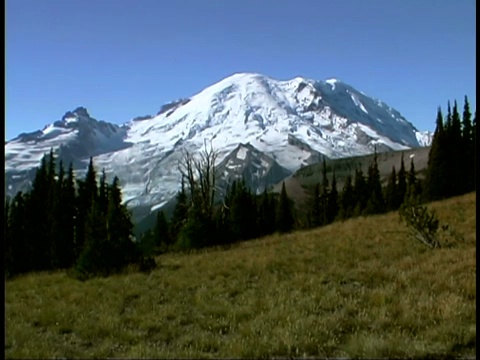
xmin=6 ymin=0 xmax=476 ymax=140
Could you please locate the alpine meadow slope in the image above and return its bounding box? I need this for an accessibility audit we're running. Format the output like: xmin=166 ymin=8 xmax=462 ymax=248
xmin=5 ymin=73 xmax=432 ymax=221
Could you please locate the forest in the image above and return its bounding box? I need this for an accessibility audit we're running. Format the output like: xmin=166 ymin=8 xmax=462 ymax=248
xmin=5 ymin=96 xmax=476 ymax=279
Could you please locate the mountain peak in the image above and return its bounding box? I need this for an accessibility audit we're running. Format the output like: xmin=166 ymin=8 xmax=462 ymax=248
xmin=61 ymin=106 xmax=92 ymax=123
xmin=72 ymin=106 xmax=91 ymax=118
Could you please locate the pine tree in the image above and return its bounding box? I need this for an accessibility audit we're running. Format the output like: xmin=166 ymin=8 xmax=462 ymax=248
xmin=353 ymin=168 xmax=367 ymax=216
xmin=228 ymin=179 xmax=258 ymax=241
xmin=396 ymin=153 xmax=407 ymax=207
xmin=448 ymin=100 xmax=463 ymax=196
xmin=154 ymin=211 xmax=171 ymax=247
xmin=106 ymin=176 xmax=138 ymax=269
xmin=424 ymin=107 xmax=450 ymax=201
xmin=385 ymin=166 xmax=397 ymax=212
xmin=308 ymin=183 xmax=321 ymax=227
xmin=473 ymin=112 xmax=477 ymax=190
xmin=405 ymin=158 xmax=420 ymax=202
xmin=5 ymin=198 xmax=13 ymax=277
xmin=339 ymin=174 xmax=355 ymax=220
xmin=319 ymin=158 xmax=330 ymax=225
xmin=59 ymin=163 xmax=77 ymax=268
xmin=26 ymin=154 xmax=51 ymax=271
xmin=276 ymin=182 xmax=294 ymax=233
xmin=462 ymin=96 xmax=474 ymax=192
xmin=7 ymin=192 xmax=29 ymax=275
xmin=75 ymin=157 xmax=98 ymax=258
xmin=170 ymin=178 xmax=189 ymax=243
xmin=327 ymin=171 xmax=339 ymax=223
xmin=257 ymin=189 xmax=277 ymax=236
xmin=364 ymin=150 xmax=384 ymax=215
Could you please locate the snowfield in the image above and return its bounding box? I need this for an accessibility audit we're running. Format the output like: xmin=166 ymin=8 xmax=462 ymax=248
xmin=5 ymin=72 xmax=432 ymax=218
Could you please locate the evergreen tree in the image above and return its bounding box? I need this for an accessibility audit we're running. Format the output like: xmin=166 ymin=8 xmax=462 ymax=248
xmin=49 ymin=160 xmax=65 ymax=269
xmin=7 ymin=192 xmax=29 ymax=275
xmin=276 ymin=182 xmax=294 ymax=233
xmin=154 ymin=211 xmax=171 ymax=247
xmin=170 ymin=178 xmax=189 ymax=243
xmin=327 ymin=171 xmax=339 ymax=223
xmin=462 ymin=96 xmax=474 ymax=192
xmin=396 ymin=153 xmax=407 ymax=207
xmin=385 ymin=166 xmax=397 ymax=212
xmin=98 ymin=168 xmax=109 ymax=214
xmin=424 ymin=107 xmax=450 ymax=201
xmin=76 ymin=175 xmax=138 ymax=276
xmin=405 ymin=158 xmax=420 ymax=201
xmin=448 ymin=100 xmax=463 ymax=196
xmin=25 ymin=154 xmax=51 ymax=271
xmin=308 ymin=183 xmax=321 ymax=228
xmin=59 ymin=163 xmax=77 ymax=268
xmin=228 ymin=179 xmax=258 ymax=241
xmin=353 ymin=168 xmax=368 ymax=216
xmin=75 ymin=157 xmax=98 ymax=258
xmin=364 ymin=150 xmax=384 ymax=215
xmin=5 ymin=198 xmax=13 ymax=276
xmin=339 ymin=174 xmax=355 ymax=220
xmin=177 ymin=201 xmax=214 ymax=249
xmin=319 ymin=158 xmax=330 ymax=225
xmin=473 ymin=112 xmax=477 ymax=190
xmin=106 ymin=176 xmax=138 ymax=269
xmin=257 ymin=189 xmax=277 ymax=236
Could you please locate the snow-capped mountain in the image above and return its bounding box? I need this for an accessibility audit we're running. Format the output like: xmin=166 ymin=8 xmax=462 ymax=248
xmin=5 ymin=72 xmax=432 ymax=220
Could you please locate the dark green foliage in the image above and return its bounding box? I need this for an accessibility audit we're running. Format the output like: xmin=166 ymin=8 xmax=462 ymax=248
xmin=177 ymin=202 xmax=214 ymax=250
xmin=75 ymin=175 xmax=140 ymax=277
xmin=405 ymin=158 xmax=421 ymax=202
xmin=424 ymin=99 xmax=476 ymax=201
xmin=384 ymin=166 xmax=397 ymax=212
xmin=276 ymin=182 xmax=294 ymax=233
xmin=154 ymin=211 xmax=171 ymax=247
xmin=399 ymin=197 xmax=440 ymax=249
xmin=257 ymin=189 xmax=277 ymax=236
xmin=6 ymin=152 xmax=146 ymax=279
xmin=338 ymin=175 xmax=355 ymax=220
xmin=424 ymin=108 xmax=449 ymax=201
xmin=227 ymin=179 xmax=258 ymax=242
xmin=319 ymin=158 xmax=330 ymax=226
xmin=364 ymin=150 xmax=385 ymax=215
xmin=353 ymin=168 xmax=368 ymax=216
xmin=462 ymin=97 xmax=475 ymax=193
xmin=308 ymin=183 xmax=321 ymax=228
xmin=327 ymin=171 xmax=339 ymax=224
xmin=396 ymin=154 xmax=407 ymax=208
xmin=170 ymin=179 xmax=189 ymax=241
xmin=5 ymin=193 xmax=29 ymax=276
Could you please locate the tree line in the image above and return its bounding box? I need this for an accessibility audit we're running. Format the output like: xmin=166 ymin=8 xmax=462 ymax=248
xmin=144 ymin=96 xmax=475 ymax=250
xmin=5 ymin=151 xmax=152 ymax=279
xmin=139 ymin=147 xmax=296 ymax=253
xmin=5 ymin=96 xmax=475 ymax=278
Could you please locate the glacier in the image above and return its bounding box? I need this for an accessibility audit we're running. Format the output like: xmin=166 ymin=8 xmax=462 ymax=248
xmin=5 ymin=72 xmax=432 ymax=221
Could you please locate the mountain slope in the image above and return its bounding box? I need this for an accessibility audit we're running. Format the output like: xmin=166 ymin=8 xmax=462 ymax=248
xmin=5 ymin=73 xmax=432 ymax=220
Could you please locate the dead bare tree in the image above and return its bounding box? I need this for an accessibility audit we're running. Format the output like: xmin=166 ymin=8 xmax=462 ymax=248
xmin=178 ymin=142 xmax=219 ymax=218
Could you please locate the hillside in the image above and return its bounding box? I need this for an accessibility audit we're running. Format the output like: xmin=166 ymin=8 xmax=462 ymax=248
xmin=5 ymin=192 xmax=476 ymax=358
xmin=6 ymin=73 xmax=432 ymax=223
xmin=275 ymin=146 xmax=431 ymax=208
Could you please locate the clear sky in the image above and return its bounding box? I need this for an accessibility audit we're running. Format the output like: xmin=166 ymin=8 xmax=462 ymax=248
xmin=6 ymin=0 xmax=476 ymax=140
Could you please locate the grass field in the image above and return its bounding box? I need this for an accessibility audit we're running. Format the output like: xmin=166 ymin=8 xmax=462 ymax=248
xmin=5 ymin=192 xmax=476 ymax=358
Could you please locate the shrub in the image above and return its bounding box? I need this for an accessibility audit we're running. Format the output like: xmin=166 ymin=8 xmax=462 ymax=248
xmin=399 ymin=198 xmax=440 ymax=249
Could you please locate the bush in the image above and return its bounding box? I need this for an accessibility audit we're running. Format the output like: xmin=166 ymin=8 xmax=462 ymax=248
xmin=399 ymin=198 xmax=440 ymax=249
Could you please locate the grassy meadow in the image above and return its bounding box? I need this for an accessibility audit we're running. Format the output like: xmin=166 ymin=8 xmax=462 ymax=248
xmin=5 ymin=192 xmax=476 ymax=358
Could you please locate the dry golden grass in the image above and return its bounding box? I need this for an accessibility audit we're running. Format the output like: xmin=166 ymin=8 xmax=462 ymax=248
xmin=5 ymin=192 xmax=476 ymax=358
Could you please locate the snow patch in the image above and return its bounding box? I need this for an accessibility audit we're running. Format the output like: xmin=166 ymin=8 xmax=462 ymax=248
xmin=151 ymin=201 xmax=167 ymax=212
xmin=236 ymin=146 xmax=248 ymax=160
xmin=325 ymin=78 xmax=338 ymax=90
